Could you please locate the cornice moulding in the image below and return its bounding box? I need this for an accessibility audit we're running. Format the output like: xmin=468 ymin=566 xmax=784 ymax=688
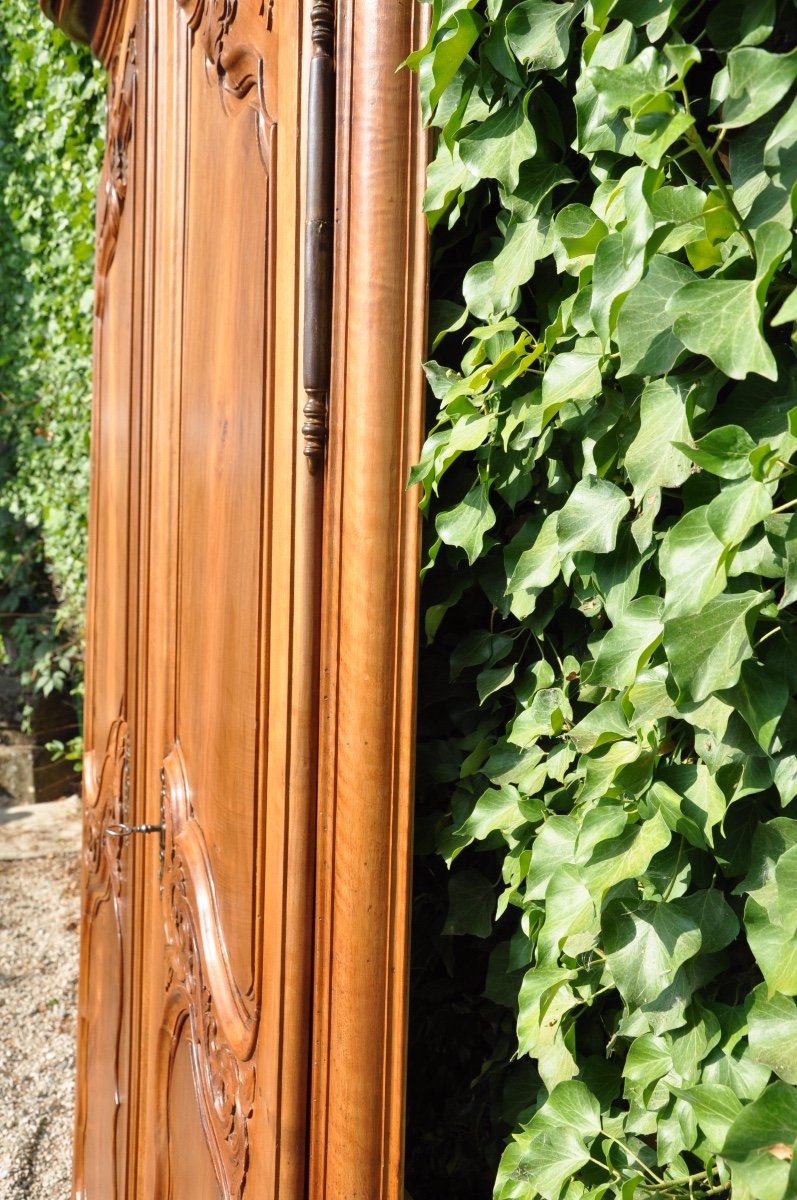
xmin=40 ymin=0 xmax=125 ymax=64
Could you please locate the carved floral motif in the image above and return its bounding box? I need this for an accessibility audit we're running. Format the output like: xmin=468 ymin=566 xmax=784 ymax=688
xmin=95 ymin=30 xmax=136 ymax=319
xmin=159 ymin=743 xmax=256 ymax=1200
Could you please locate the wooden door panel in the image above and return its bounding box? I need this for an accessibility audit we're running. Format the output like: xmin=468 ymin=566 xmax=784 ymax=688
xmin=175 ymin=40 xmax=275 ymax=998
xmin=140 ymin=3 xmax=302 ymax=1197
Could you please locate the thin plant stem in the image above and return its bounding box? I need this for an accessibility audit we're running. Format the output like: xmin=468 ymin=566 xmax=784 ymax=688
xmin=602 ymin=1132 xmax=664 ymax=1186
xmin=686 ymin=127 xmax=756 ymax=260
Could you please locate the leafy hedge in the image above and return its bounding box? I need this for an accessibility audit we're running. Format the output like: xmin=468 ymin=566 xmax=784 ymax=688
xmin=408 ymin=2 xmax=797 ymax=1198
xmin=0 ymin=1 xmax=104 ymax=735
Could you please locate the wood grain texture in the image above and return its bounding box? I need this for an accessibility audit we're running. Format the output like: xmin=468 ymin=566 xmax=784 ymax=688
xmin=309 ymin=2 xmax=430 ymax=1198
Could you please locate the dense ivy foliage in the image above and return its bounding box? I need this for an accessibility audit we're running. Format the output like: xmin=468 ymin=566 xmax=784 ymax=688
xmin=0 ymin=2 xmax=104 ymax=739
xmin=408 ymin=2 xmax=797 ymax=1197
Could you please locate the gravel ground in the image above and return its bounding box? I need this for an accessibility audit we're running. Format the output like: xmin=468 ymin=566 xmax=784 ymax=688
xmin=0 ymin=805 xmax=80 ymax=1200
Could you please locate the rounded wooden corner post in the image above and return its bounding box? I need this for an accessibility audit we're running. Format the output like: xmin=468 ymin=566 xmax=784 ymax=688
xmin=310 ymin=1 xmax=430 ymax=1199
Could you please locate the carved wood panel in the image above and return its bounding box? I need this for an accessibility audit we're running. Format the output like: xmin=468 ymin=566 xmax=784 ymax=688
xmin=175 ymin=0 xmax=275 ymax=163
xmin=156 ymin=743 xmax=256 ymax=1200
xmin=95 ymin=26 xmax=136 ymax=317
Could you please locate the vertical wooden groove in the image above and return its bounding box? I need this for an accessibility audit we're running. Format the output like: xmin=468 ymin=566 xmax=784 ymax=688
xmin=310 ymin=1 xmax=429 ymax=1197
xmin=301 ymin=0 xmax=335 ymax=473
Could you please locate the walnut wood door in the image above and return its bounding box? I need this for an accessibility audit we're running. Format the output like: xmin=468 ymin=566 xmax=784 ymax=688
xmin=43 ymin=0 xmax=429 ymax=1197
xmin=75 ymin=3 xmax=316 ymax=1196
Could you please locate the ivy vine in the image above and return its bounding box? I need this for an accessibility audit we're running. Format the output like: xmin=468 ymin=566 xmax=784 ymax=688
xmin=408 ymin=2 xmax=797 ymax=1197
xmin=0 ymin=2 xmax=104 ymax=740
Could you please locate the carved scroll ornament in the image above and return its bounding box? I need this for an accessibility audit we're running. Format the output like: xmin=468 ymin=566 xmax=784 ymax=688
xmin=83 ymin=716 xmax=129 ymax=900
xmin=176 ymin=0 xmax=275 ymax=159
xmin=95 ymin=28 xmax=136 ymax=318
xmin=157 ymin=743 xmax=256 ymax=1200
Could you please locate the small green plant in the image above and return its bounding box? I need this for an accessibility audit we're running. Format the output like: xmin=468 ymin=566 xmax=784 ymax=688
xmin=408 ymin=1 xmax=797 ymax=1196
xmin=0 ymin=1 xmax=104 ymax=739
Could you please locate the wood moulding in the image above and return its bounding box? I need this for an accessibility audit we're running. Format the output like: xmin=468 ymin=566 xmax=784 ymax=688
xmin=310 ymin=2 xmax=430 ymax=1198
xmin=40 ymin=0 xmax=126 ymax=65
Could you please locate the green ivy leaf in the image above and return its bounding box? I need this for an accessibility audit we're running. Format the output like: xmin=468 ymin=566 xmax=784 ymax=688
xmin=722 ymin=1080 xmax=797 ymax=1159
xmin=677 ymin=1083 xmax=742 ymax=1151
xmin=444 ymin=868 xmax=496 ymax=937
xmin=517 ymin=966 xmax=577 ymax=1055
xmin=527 ymin=1079 xmax=602 ymax=1135
xmin=623 ymin=378 xmax=692 ymax=502
xmin=505 ymin=0 xmax=578 ymax=72
xmin=463 ymin=218 xmax=548 ymax=318
xmin=721 ymin=660 xmax=788 ymax=753
xmin=537 ymin=864 xmax=599 ymax=962
xmin=418 ymin=8 xmax=485 ymax=123
xmin=589 ymin=46 xmax=669 ymax=115
xmin=603 ymin=897 xmax=703 ymax=1006
xmin=436 ymin=477 xmax=496 ymax=564
xmin=745 ymin=898 xmax=797 ymax=996
xmin=674 ymin=424 xmax=757 ymax=480
xmin=589 ymin=596 xmax=663 ymax=689
xmin=557 ymin=475 xmax=631 ymax=556
xmin=509 ymin=686 xmax=572 ymax=744
xmin=582 ymin=809 xmax=671 ymax=901
xmin=496 ymin=1126 xmax=591 ymax=1200
xmin=719 ymin=46 xmax=797 ymax=130
xmin=541 ymin=344 xmax=603 ymax=414
xmin=707 ymin=476 xmax=773 ymax=549
xmin=458 ymin=98 xmax=537 ymax=193
xmin=589 ymin=230 xmax=645 ymax=348
xmin=748 ymin=985 xmax=797 ymax=1085
xmin=659 ymin=507 xmax=727 ymax=619
xmin=455 ymin=782 xmax=526 ymax=843
xmin=664 ymin=589 xmax=767 ymax=701
xmin=668 ymin=277 xmax=774 ymax=380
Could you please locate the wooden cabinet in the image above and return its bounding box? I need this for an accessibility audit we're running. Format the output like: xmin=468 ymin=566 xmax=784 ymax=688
xmin=41 ymin=2 xmax=428 ymax=1196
